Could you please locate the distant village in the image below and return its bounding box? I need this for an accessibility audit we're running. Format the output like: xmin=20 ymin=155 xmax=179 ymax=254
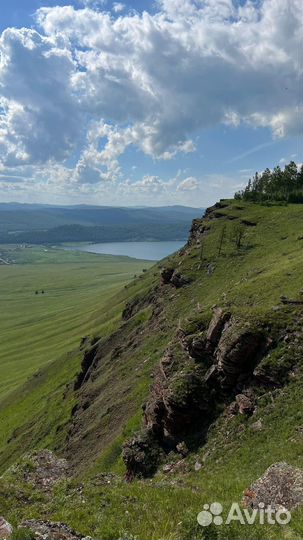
xmin=0 ymin=244 xmax=33 ymax=265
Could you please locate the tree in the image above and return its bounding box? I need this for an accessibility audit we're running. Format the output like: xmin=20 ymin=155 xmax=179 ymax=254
xmin=234 ymin=161 xmax=302 ymax=204
xmin=218 ymin=224 xmax=227 ymax=255
xmin=232 ymin=224 xmax=245 ymax=249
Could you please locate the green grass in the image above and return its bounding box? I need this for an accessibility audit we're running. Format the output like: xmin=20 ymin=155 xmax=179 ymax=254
xmin=0 ymin=246 xmax=152 ymax=400
xmin=1 ymin=202 xmax=303 ymax=540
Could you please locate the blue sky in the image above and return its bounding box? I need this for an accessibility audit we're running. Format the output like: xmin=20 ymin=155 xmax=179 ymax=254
xmin=0 ymin=0 xmax=302 ymax=206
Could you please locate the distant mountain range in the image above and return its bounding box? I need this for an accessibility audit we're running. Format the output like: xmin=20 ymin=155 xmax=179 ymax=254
xmin=0 ymin=203 xmax=204 ymax=243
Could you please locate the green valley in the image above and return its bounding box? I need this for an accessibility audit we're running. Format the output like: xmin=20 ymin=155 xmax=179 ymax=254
xmin=0 ymin=246 xmax=152 ymax=398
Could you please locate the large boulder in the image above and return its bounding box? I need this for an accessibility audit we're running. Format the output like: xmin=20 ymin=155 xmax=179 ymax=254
xmin=243 ymin=462 xmax=303 ymax=510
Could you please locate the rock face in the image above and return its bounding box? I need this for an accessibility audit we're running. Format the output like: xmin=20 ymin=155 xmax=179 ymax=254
xmin=185 ymin=333 xmax=208 ymax=360
xmin=206 ymin=308 xmax=231 ymax=347
xmin=123 ymin=310 xmax=269 ymax=479
xmin=143 ymin=351 xmax=214 ymax=443
xmin=74 ymin=343 xmax=99 ymax=390
xmin=19 ymin=520 xmax=88 ymax=540
xmin=187 ymin=216 xmax=211 ymax=246
xmin=0 ymin=517 xmax=12 ymax=539
xmin=243 ymin=462 xmax=303 ymax=510
xmin=216 ymin=323 xmax=267 ymax=387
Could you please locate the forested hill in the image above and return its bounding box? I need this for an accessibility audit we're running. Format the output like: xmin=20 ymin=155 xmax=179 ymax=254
xmin=0 ymin=204 xmax=202 ymax=232
xmin=0 ymin=204 xmax=203 ymax=244
xmin=0 ymin=222 xmax=191 ymax=244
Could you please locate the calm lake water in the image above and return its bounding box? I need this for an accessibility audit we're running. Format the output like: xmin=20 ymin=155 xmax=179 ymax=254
xmin=66 ymin=241 xmax=185 ymax=261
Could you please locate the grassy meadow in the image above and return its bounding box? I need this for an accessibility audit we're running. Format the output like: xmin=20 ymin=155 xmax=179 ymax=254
xmin=0 ymin=246 xmax=152 ymax=400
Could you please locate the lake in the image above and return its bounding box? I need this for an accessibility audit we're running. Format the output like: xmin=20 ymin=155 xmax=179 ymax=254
xmin=65 ymin=241 xmax=185 ymax=261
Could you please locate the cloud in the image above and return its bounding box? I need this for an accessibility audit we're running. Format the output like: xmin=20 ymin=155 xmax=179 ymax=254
xmin=112 ymin=3 xmax=125 ymax=13
xmin=127 ymin=175 xmax=167 ymax=193
xmin=0 ymin=0 xmax=302 ymax=196
xmin=0 ymin=28 xmax=81 ymax=167
xmin=78 ymin=0 xmax=107 ymax=8
xmin=177 ymin=176 xmax=199 ymax=191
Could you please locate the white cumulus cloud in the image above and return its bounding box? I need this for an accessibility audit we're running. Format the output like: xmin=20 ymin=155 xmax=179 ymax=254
xmin=177 ymin=177 xmax=199 ymax=191
xmin=0 ymin=0 xmax=302 ymax=195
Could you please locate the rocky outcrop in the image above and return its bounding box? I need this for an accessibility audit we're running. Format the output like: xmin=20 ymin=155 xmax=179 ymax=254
xmin=9 ymin=450 xmax=68 ymax=494
xmin=160 ymin=370 xmax=214 ymax=440
xmin=170 ymin=272 xmax=191 ymax=288
xmin=74 ymin=343 xmax=99 ymax=390
xmin=124 ymin=348 xmax=216 ymax=475
xmin=160 ymin=267 xmax=175 ymax=284
xmin=122 ymin=429 xmax=163 ymax=480
xmin=122 ymin=288 xmax=159 ymax=320
xmin=235 ymin=393 xmax=255 ymax=415
xmin=160 ymin=268 xmax=191 ymax=288
xmin=206 ymin=308 xmax=231 ymax=347
xmin=216 ymin=323 xmax=267 ymax=387
xmin=182 ymin=308 xmax=231 ymax=361
xmin=143 ymin=349 xmax=214 ymax=443
xmin=187 ymin=219 xmax=209 ymax=246
xmin=243 ymin=462 xmax=303 ymax=510
xmin=123 ymin=310 xmax=270 ymax=479
xmin=19 ymin=520 xmax=90 ymax=540
xmin=0 ymin=517 xmax=12 ymax=539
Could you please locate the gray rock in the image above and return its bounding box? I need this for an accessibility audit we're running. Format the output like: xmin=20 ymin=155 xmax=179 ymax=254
xmin=251 ymin=419 xmax=263 ymax=431
xmin=170 ymin=271 xmax=191 ymax=288
xmin=160 ymin=267 xmax=175 ymax=284
xmin=206 ymin=308 xmax=231 ymax=347
xmin=243 ymin=462 xmax=303 ymax=510
xmin=0 ymin=517 xmax=13 ymax=539
xmin=19 ymin=520 xmax=87 ymax=540
xmin=236 ymin=394 xmax=255 ymax=415
xmin=217 ymin=323 xmax=266 ymax=386
xmin=11 ymin=450 xmax=69 ymax=494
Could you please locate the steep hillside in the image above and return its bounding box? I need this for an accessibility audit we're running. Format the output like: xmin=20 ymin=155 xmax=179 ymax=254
xmin=1 ymin=200 xmax=303 ymax=540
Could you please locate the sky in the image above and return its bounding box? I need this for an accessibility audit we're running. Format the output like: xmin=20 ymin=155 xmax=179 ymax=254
xmin=0 ymin=0 xmax=302 ymax=207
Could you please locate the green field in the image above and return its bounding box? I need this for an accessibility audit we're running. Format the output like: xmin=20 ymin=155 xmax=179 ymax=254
xmin=0 ymin=246 xmax=152 ymax=400
xmin=1 ymin=202 xmax=303 ymax=540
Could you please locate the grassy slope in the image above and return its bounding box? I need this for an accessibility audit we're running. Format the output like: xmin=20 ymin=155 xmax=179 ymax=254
xmin=0 ymin=247 xmax=152 ymax=469
xmin=1 ymin=201 xmax=303 ymax=540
